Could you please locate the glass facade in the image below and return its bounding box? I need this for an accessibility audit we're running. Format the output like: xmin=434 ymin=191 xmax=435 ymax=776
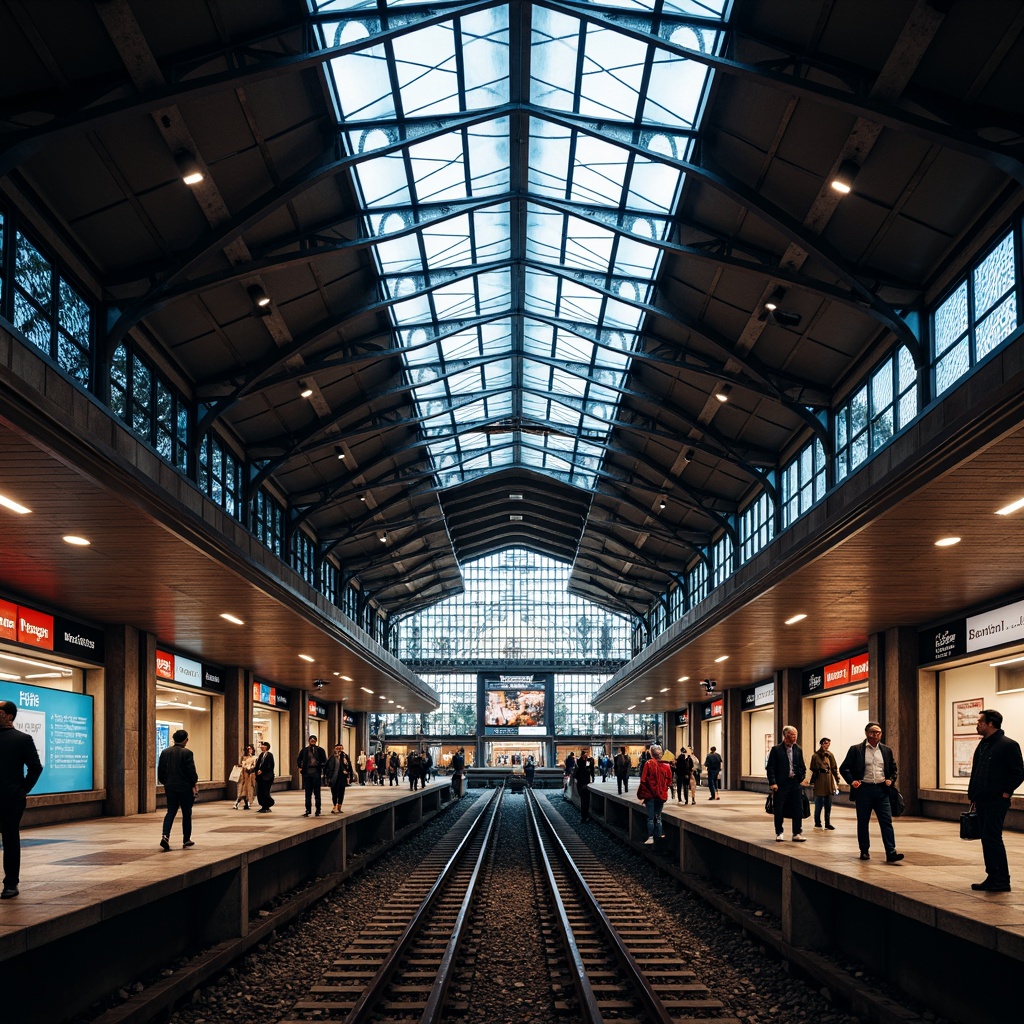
xmin=395 ymin=549 xmax=631 ymax=662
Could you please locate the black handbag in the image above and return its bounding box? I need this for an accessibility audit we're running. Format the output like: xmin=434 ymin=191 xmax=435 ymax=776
xmin=764 ymin=792 xmax=774 ymax=814
xmin=890 ymin=786 xmax=906 ymax=817
xmin=960 ymin=803 xmax=982 ymax=840
xmin=801 ymin=792 xmax=811 ymax=818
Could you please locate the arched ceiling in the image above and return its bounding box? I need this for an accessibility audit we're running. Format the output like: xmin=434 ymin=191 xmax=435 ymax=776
xmin=2 ymin=0 xmax=1022 ymax=626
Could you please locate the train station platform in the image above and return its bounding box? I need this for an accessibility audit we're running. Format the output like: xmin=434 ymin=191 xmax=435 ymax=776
xmin=0 ymin=780 xmax=455 ymax=1024
xmin=583 ymin=779 xmax=1024 ymax=1024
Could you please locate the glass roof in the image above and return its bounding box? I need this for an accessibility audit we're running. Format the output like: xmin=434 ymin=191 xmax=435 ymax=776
xmin=313 ymin=0 xmax=728 ymax=489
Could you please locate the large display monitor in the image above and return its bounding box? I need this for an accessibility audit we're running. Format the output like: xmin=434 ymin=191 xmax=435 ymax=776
xmin=482 ymin=673 xmax=551 ymax=736
xmin=0 ymin=679 xmax=94 ymax=794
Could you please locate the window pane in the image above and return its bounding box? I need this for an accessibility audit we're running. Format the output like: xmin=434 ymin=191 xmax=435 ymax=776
xmin=58 ymin=278 xmax=91 ymax=344
xmin=933 ymin=282 xmax=967 ymax=358
xmin=975 ymin=294 xmax=1017 ymax=361
xmin=15 ymin=232 xmax=51 ymax=309
xmin=973 ymin=233 xmax=1014 ymax=320
xmin=935 ymin=337 xmax=969 ymax=395
xmin=14 ymin=292 xmax=51 ymax=348
xmin=57 ymin=334 xmax=89 ymax=385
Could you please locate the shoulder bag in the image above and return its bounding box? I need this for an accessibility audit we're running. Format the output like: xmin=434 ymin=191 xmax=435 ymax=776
xmin=960 ymin=802 xmax=981 ymax=840
xmin=889 ymin=786 xmax=906 ymax=817
xmin=764 ymin=791 xmax=775 ymax=814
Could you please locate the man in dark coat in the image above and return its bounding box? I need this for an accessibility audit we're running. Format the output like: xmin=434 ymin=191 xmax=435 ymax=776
xmin=766 ymin=725 xmax=806 ymax=842
xmin=297 ymin=735 xmax=327 ymax=816
xmin=613 ymin=746 xmax=631 ymax=794
xmin=254 ymin=741 xmax=275 ymax=811
xmin=968 ymin=709 xmax=1024 ymax=892
xmin=0 ymin=700 xmax=43 ymax=899
xmin=839 ymin=722 xmax=903 ymax=862
xmin=574 ymin=749 xmax=596 ymax=822
xmin=158 ymin=728 xmax=199 ymax=850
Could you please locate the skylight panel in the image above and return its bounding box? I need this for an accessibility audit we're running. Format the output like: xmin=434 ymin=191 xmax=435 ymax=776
xmin=328 ymin=44 xmax=396 ymax=121
xmin=577 ymin=30 xmax=648 ymax=123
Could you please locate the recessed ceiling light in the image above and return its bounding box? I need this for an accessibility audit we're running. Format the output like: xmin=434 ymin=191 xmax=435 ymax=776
xmin=660 ymin=687 xmax=669 ymax=692
xmin=677 ymin=675 xmax=689 ymax=682
xmin=175 ymin=151 xmax=204 ymax=186
xmin=388 ymin=699 xmax=394 ymax=704
xmin=627 ymin=704 xmax=636 ymax=710
xmin=509 ymin=493 xmax=523 ymax=499
xmin=339 ymin=675 xmax=352 ymax=681
xmin=830 ymin=158 xmax=859 ymax=194
xmin=0 ymin=493 xmax=31 ymax=515
xmin=996 ymin=497 xmax=1024 ymax=516
xmin=785 ymin=613 xmax=807 ymax=625
xmin=299 ymin=654 xmax=315 ymax=663
xmin=300 ymin=388 xmax=313 ymax=398
xmin=361 ymin=686 xmax=374 ymax=694
xmin=509 ymin=514 xmax=523 ymax=521
xmin=247 ymin=284 xmax=270 ymax=309
xmin=715 ymin=384 xmax=731 ymax=403
xmin=220 ymin=613 xmax=244 ymax=625
xmin=63 ymin=535 xmax=90 ymax=546
xmin=714 ymin=655 xmax=729 ymax=663
xmin=990 ymin=655 xmax=1024 ymax=667
xmin=935 ymin=536 xmax=961 ymax=547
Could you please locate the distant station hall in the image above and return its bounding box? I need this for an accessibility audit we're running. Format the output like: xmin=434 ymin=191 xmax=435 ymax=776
xmin=1 ymin=2 xmax=1024 ymax=1023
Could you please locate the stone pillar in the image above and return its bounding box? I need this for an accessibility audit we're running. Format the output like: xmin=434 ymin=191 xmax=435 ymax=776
xmin=140 ymin=631 xmax=157 ymax=811
xmin=775 ymin=667 xmax=802 ymax=742
xmin=103 ymin=624 xmax=141 ymax=817
xmin=725 ymin=687 xmax=743 ymax=791
xmin=223 ymin=666 xmax=246 ymax=798
xmin=882 ymin=626 xmax=919 ymax=814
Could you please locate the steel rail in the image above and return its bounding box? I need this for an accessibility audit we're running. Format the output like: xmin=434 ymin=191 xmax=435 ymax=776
xmin=341 ymin=784 xmax=503 ymax=1024
xmin=527 ymin=788 xmax=677 ymax=1024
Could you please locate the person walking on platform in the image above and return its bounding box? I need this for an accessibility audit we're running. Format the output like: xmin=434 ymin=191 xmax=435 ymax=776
xmin=233 ymin=744 xmax=257 ymax=810
xmin=968 ymin=709 xmax=1024 ymax=892
xmin=0 ymin=700 xmax=43 ymax=899
xmin=523 ymin=754 xmax=534 ymax=789
xmin=298 ymin=734 xmax=327 ymax=817
xmin=254 ymin=741 xmax=275 ymax=811
xmin=326 ymin=743 xmax=354 ymax=813
xmin=388 ymin=750 xmax=400 ymax=786
xmin=767 ymin=726 xmax=806 ymax=842
xmin=422 ymin=748 xmax=433 ymax=785
xmin=407 ymin=749 xmax=421 ymax=790
xmin=600 ymin=753 xmax=611 ymax=783
xmin=357 ymin=750 xmax=367 ymax=785
xmin=638 ymin=744 xmax=671 ymax=844
xmin=839 ymin=722 xmax=903 ymax=862
xmin=810 ymin=738 xmax=840 ymax=830
xmin=158 ymin=729 xmax=198 ymax=851
xmin=704 ymin=746 xmax=723 ymax=799
xmin=675 ymin=748 xmax=695 ymax=804
xmin=575 ymin=748 xmax=596 ymax=822
xmin=376 ymin=749 xmax=387 ymax=785
xmin=451 ymin=747 xmax=466 ymax=796
xmin=614 ymin=746 xmax=631 ymax=794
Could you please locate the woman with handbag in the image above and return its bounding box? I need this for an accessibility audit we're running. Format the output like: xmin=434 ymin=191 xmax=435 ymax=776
xmin=233 ymin=744 xmax=257 ymax=810
xmin=638 ymin=744 xmax=673 ymax=844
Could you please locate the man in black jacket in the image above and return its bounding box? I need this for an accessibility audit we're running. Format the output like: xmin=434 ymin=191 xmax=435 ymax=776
xmin=968 ymin=709 xmax=1024 ymax=892
xmin=254 ymin=742 xmax=275 ymax=811
xmin=0 ymin=700 xmax=44 ymax=899
xmin=574 ymin=748 xmax=596 ymax=822
xmin=158 ymin=729 xmax=199 ymax=851
xmin=766 ymin=725 xmax=806 ymax=842
xmin=614 ymin=747 xmax=631 ymax=794
xmin=839 ymin=722 xmax=903 ymax=863
xmin=297 ymin=735 xmax=327 ymax=816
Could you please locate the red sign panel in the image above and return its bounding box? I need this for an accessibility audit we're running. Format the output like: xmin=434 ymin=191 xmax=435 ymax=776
xmin=155 ymin=650 xmax=175 ymax=680
xmin=710 ymin=697 xmax=724 ymax=718
xmin=823 ymin=658 xmax=850 ymax=689
xmin=18 ymin=607 xmax=53 ymax=649
xmin=849 ymin=652 xmax=870 ymax=682
xmin=0 ymin=600 xmax=16 ymax=642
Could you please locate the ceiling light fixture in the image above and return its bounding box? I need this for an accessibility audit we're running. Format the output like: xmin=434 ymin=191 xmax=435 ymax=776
xmin=336 ymin=447 xmax=346 ymax=460
xmin=360 ymin=686 xmax=374 ymax=694
xmin=935 ymin=536 xmax=961 ymax=547
xmin=380 ymin=534 xmax=387 ymax=544
xmin=660 ymin=687 xmax=669 ymax=692
xmin=174 ymin=151 xmax=204 ymax=186
xmin=764 ymin=286 xmax=786 ymax=311
xmin=714 ymin=655 xmax=729 ymax=663
xmin=785 ymin=613 xmax=807 ymax=625
xmin=509 ymin=514 xmax=523 ymax=521
xmin=247 ymin=285 xmax=270 ymax=309
xmin=990 ymin=655 xmax=1024 ymax=667
xmin=677 ymin=675 xmax=689 ymax=682
xmin=830 ymin=158 xmax=859 ymax=194
xmin=339 ymin=675 xmax=352 ymax=682
xmin=220 ymin=613 xmax=244 ymax=625
xmin=509 ymin=493 xmax=523 ymax=500
xmin=63 ymin=535 xmax=90 ymax=546
xmin=659 ymin=499 xmax=666 ymax=510
xmin=683 ymin=449 xmax=695 ymax=462
xmin=300 ymin=387 xmax=313 ymax=399
xmin=715 ymin=384 xmax=731 ymax=403
xmin=359 ymin=494 xmax=367 ymax=502
xmin=996 ymin=497 xmax=1024 ymax=516
xmin=0 ymin=493 xmax=31 ymax=515
xmin=627 ymin=704 xmax=636 ymax=710
xmin=299 ymin=654 xmax=315 ymax=663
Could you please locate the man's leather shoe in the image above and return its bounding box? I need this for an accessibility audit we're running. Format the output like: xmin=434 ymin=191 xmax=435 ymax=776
xmin=0 ymin=886 xmax=18 ymax=899
xmin=972 ymin=880 xmax=1011 ymax=892
xmin=886 ymin=852 xmax=904 ymax=863
xmin=159 ymin=836 xmax=170 ymax=851
xmin=859 ymin=851 xmax=870 ymax=860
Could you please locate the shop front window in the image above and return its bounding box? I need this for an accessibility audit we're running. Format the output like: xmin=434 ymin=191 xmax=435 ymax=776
xmin=156 ymin=686 xmax=212 ymax=781
xmin=812 ymin=688 xmax=868 ymax=764
xmin=252 ymin=705 xmax=284 ymax=761
xmin=745 ymin=708 xmax=774 ymax=776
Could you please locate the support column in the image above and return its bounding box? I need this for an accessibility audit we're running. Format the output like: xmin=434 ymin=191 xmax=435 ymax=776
xmin=882 ymin=626 xmax=920 ymax=814
xmin=140 ymin=631 xmax=157 ymax=811
xmin=223 ymin=666 xmax=246 ymax=798
xmin=775 ymin=667 xmax=802 ymax=741
xmin=725 ymin=688 xmax=742 ymax=791
xmin=783 ymin=867 xmax=834 ymax=950
xmin=103 ymin=624 xmax=141 ymax=817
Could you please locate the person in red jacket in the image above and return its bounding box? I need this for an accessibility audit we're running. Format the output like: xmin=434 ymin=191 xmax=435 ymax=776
xmin=638 ymin=744 xmax=672 ymax=844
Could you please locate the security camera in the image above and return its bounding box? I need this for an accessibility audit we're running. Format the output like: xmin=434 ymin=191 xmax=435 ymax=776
xmin=702 ymin=679 xmax=717 ymax=694
xmin=314 ymin=679 xmax=324 ymax=690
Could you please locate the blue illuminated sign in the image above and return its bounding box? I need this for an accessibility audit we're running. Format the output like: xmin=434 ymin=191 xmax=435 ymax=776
xmin=0 ymin=680 xmax=94 ymax=794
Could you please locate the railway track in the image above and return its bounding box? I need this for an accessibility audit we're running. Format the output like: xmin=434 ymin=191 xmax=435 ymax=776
xmin=276 ymin=787 xmax=738 ymax=1024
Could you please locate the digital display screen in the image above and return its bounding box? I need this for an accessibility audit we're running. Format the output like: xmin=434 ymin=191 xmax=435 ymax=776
xmin=0 ymin=679 xmax=94 ymax=794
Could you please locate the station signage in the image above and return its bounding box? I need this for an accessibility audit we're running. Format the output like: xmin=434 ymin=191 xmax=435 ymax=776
xmin=253 ymin=680 xmax=290 ymax=708
xmin=156 ymin=650 xmax=203 ymax=688
xmin=308 ymin=698 xmax=328 ymax=718
xmin=0 ymin=598 xmax=105 ymax=663
xmin=673 ymin=708 xmax=689 ymax=726
xmin=342 ymin=710 xmax=356 ymax=726
xmin=740 ymin=680 xmax=775 ymax=710
xmin=702 ymin=697 xmax=723 ymax=720
xmin=920 ymin=596 xmax=1024 ymax=664
xmin=802 ymin=652 xmax=869 ymax=695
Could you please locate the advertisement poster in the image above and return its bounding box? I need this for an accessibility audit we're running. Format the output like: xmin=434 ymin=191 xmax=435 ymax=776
xmin=481 ymin=673 xmax=550 ymax=735
xmin=0 ymin=680 xmax=94 ymax=794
